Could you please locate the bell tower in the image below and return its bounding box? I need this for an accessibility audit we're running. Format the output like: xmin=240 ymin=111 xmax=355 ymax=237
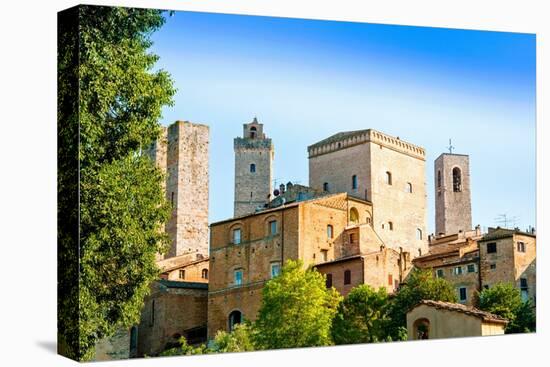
xmin=435 ymin=152 xmax=472 ymax=236
xmin=234 ymin=117 xmax=274 ymax=217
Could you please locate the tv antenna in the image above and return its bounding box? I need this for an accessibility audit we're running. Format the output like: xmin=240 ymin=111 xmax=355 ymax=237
xmin=494 ymin=214 xmax=518 ymax=229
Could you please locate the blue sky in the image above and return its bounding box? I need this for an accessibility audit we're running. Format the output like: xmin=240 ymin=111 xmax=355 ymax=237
xmin=150 ymin=11 xmax=536 ymax=233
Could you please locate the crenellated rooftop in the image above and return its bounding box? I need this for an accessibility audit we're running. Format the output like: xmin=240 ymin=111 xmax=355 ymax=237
xmin=307 ymin=129 xmax=425 ymax=160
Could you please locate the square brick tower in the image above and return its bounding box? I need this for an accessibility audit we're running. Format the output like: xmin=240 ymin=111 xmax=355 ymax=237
xmin=308 ymin=129 xmax=427 ymax=256
xmin=146 ymin=120 xmax=210 ymax=259
xmin=233 ymin=117 xmax=274 ymax=217
xmin=434 ymin=153 xmax=472 ymax=236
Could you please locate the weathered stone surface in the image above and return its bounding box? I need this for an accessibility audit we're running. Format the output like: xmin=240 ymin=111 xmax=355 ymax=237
xmin=308 ymin=129 xmax=427 ymax=256
xmin=434 ymin=153 xmax=472 ymax=236
xmin=146 ymin=121 xmax=209 ymax=259
xmin=234 ymin=118 xmax=274 ymax=217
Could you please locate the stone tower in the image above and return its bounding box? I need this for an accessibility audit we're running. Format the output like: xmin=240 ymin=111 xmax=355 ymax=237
xmin=434 ymin=153 xmax=472 ymax=236
xmin=146 ymin=120 xmax=209 ymax=259
xmin=308 ymin=129 xmax=427 ymax=256
xmin=234 ymin=117 xmax=274 ymax=217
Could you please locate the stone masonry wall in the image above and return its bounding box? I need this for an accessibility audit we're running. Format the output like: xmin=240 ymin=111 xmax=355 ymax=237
xmin=309 ymin=130 xmax=427 ymax=256
xmin=137 ymin=283 xmax=208 ymax=357
xmin=434 ymin=153 xmax=472 ymax=236
xmin=148 ymin=121 xmax=209 ymax=259
xmin=234 ymin=140 xmax=274 ymax=217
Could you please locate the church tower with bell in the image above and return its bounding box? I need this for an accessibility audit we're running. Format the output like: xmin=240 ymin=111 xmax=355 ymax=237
xmin=434 ymin=141 xmax=472 ymax=236
xmin=234 ymin=117 xmax=274 ymax=217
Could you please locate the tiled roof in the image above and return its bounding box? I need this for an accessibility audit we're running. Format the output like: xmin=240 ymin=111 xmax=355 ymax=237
xmin=480 ymin=227 xmax=536 ymax=242
xmin=413 ymin=300 xmax=508 ymax=324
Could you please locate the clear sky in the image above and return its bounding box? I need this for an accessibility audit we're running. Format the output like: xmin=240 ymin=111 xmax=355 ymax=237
xmin=150 ymin=11 xmax=536 ymax=233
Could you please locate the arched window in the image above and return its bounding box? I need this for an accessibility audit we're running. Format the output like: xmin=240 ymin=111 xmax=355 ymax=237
xmin=326 ymin=273 xmax=333 ymax=288
xmin=406 ymin=182 xmax=413 ymax=193
xmin=386 ymin=171 xmax=392 ymax=185
xmin=453 ymin=167 xmax=462 ymax=192
xmin=388 ymin=221 xmax=394 ymax=231
xmin=201 ymin=268 xmax=208 ymax=279
xmin=232 ymin=228 xmax=242 ymax=244
xmin=416 ymin=228 xmax=423 ymax=240
xmin=323 ymin=182 xmax=329 ymax=192
xmin=413 ymin=318 xmax=430 ymax=340
xmin=437 ymin=170 xmax=442 ymax=188
xmin=249 ymin=126 xmax=257 ymax=139
xmin=344 ymin=270 xmax=351 ymax=285
xmin=250 ymin=163 xmax=256 ymax=173
xmin=350 ymin=207 xmax=359 ymax=223
xmin=327 ymin=224 xmax=333 ymax=239
xmin=228 ymin=310 xmax=242 ymax=331
xmin=352 ymin=175 xmax=358 ymax=190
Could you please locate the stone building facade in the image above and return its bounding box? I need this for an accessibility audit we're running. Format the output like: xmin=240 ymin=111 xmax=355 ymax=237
xmin=208 ymin=192 xmax=410 ymax=337
xmin=414 ymin=227 xmax=536 ymax=305
xmin=478 ymin=228 xmax=536 ymax=301
xmin=158 ymin=255 xmax=210 ymax=283
xmin=413 ymin=228 xmax=483 ymax=306
xmin=308 ymin=129 xmax=427 ymax=256
xmin=435 ymin=153 xmax=472 ymax=236
xmin=136 ymin=280 xmax=208 ymax=357
xmin=234 ymin=118 xmax=274 ymax=217
xmin=146 ymin=120 xmax=210 ymax=259
xmin=407 ymin=300 xmax=507 ymax=340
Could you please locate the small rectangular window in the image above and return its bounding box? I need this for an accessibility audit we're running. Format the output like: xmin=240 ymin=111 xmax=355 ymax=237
xmin=388 ymin=274 xmax=393 ymax=286
xmin=344 ymin=270 xmax=351 ymax=285
xmin=467 ymin=264 xmax=476 ymax=273
xmin=487 ymin=242 xmax=497 ymax=253
xmin=179 ymin=269 xmax=185 ymax=279
xmin=327 ymin=225 xmax=333 ymax=239
xmin=349 ymin=233 xmax=356 ymax=243
xmin=520 ymin=278 xmax=528 ymax=289
xmin=270 ymin=263 xmax=281 ymax=278
xmin=436 ymin=269 xmax=444 ymax=278
xmin=269 ymin=220 xmax=277 ymax=235
xmin=321 ymin=250 xmax=328 ymax=262
xmin=352 ymin=175 xmax=358 ymax=190
xmin=517 ymin=242 xmax=526 ymax=252
xmin=490 ymin=264 xmax=496 ymax=270
xmin=326 ymin=273 xmax=333 ymax=288
xmin=454 ymin=266 xmax=463 ymax=275
xmin=233 ymin=228 xmax=242 ymax=244
xmin=234 ymin=269 xmax=243 ymax=285
xmin=459 ymin=287 xmax=467 ymax=302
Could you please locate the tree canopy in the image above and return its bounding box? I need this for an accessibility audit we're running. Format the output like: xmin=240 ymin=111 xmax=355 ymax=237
xmin=477 ymin=283 xmax=536 ymax=333
xmin=58 ymin=5 xmax=175 ymax=360
xmin=331 ymin=285 xmax=393 ymax=344
xmin=387 ymin=268 xmax=457 ymax=339
xmin=253 ymin=260 xmax=342 ymax=349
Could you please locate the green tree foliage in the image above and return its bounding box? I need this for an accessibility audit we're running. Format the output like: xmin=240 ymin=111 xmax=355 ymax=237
xmin=58 ymin=5 xmax=175 ymax=360
xmin=477 ymin=283 xmax=536 ymax=333
xmin=210 ymin=323 xmax=255 ymax=353
xmin=331 ymin=285 xmax=393 ymax=344
xmin=253 ymin=260 xmax=342 ymax=349
xmin=160 ymin=323 xmax=254 ymax=356
xmin=387 ymin=268 xmax=457 ymax=339
xmin=159 ymin=338 xmax=209 ymax=357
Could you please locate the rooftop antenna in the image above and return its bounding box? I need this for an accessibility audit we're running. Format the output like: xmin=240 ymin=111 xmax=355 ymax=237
xmin=494 ymin=213 xmax=518 ymax=229
xmin=448 ymin=139 xmax=455 ymax=154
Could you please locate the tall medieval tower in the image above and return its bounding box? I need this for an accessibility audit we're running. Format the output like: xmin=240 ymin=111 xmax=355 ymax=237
xmin=308 ymin=129 xmax=428 ymax=256
xmin=234 ymin=117 xmax=274 ymax=217
xmin=146 ymin=120 xmax=210 ymax=259
xmin=434 ymin=153 xmax=472 ymax=236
